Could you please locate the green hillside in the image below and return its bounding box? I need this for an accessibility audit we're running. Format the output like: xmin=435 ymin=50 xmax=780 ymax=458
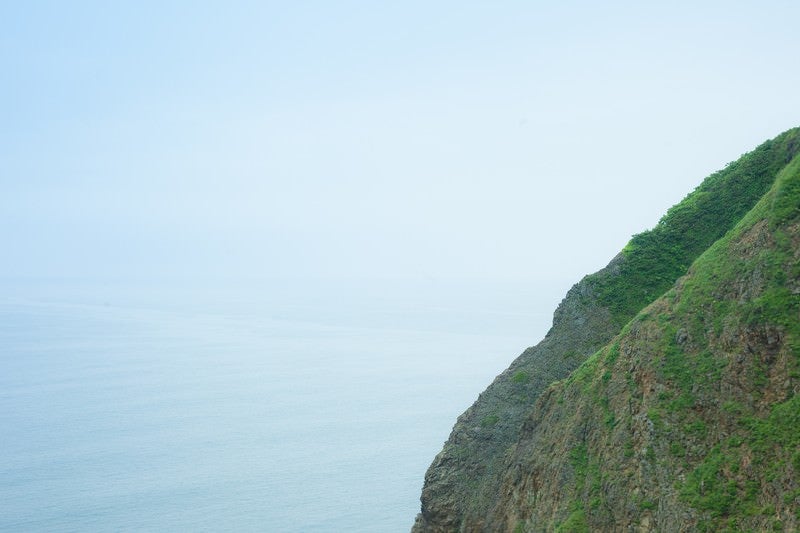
xmin=493 ymin=133 xmax=800 ymax=531
xmin=587 ymin=129 xmax=800 ymax=326
xmin=414 ymin=127 xmax=800 ymax=532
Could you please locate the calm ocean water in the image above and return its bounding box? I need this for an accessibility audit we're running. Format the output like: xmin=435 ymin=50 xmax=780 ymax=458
xmin=0 ymin=280 xmax=561 ymax=532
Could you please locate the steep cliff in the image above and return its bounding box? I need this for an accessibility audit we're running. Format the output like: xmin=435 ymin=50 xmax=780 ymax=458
xmin=414 ymin=128 xmax=800 ymax=532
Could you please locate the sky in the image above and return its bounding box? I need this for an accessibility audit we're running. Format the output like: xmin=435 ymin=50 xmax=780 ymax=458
xmin=3 ymin=1 xmax=800 ymax=287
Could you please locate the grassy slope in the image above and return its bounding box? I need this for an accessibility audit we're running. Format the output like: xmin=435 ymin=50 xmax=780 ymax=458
xmin=670 ymin=150 xmax=800 ymax=530
xmin=586 ymin=128 xmax=800 ymax=327
xmin=415 ymin=128 xmax=800 ymax=532
xmin=539 ymin=136 xmax=800 ymax=531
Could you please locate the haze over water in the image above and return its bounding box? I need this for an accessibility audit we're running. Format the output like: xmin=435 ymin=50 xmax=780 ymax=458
xmin=0 ymin=280 xmax=560 ymax=531
xmin=3 ymin=2 xmax=800 ymax=531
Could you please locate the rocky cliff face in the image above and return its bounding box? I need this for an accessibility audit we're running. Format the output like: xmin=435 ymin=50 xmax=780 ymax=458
xmin=413 ymin=264 xmax=619 ymax=532
xmin=413 ymin=128 xmax=800 ymax=532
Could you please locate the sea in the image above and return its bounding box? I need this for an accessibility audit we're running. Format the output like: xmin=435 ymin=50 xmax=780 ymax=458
xmin=0 ymin=279 xmax=563 ymax=532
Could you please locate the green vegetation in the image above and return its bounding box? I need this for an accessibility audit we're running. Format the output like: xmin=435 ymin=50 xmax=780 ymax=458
xmin=566 ymin=441 xmax=606 ymax=528
xmin=679 ymin=446 xmax=737 ymax=517
xmin=666 ymin=151 xmax=800 ymax=528
xmin=669 ymin=442 xmax=686 ymax=457
xmin=480 ymin=414 xmax=500 ymax=428
xmin=547 ymin=128 xmax=800 ymax=530
xmin=605 ymin=342 xmax=620 ymax=365
xmin=640 ymin=499 xmax=657 ymax=511
xmin=676 ymin=396 xmax=800 ymax=530
xmin=569 ymin=444 xmax=588 ymax=484
xmin=583 ymin=128 xmax=800 ymax=327
xmin=685 ymin=420 xmax=708 ymax=439
xmin=555 ymin=505 xmax=589 ymax=533
xmin=566 ymin=351 xmax=600 ymax=392
xmin=511 ymin=370 xmax=530 ymax=384
xmin=623 ymin=440 xmax=634 ymax=458
xmin=415 ymin=128 xmax=800 ymax=532
xmin=743 ymin=395 xmax=800 ymax=455
xmin=770 ymin=154 xmax=800 ymax=227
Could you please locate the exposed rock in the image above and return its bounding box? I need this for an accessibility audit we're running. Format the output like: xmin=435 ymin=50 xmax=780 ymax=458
xmin=413 ymin=127 xmax=800 ymax=532
xmin=486 ymin=162 xmax=800 ymax=530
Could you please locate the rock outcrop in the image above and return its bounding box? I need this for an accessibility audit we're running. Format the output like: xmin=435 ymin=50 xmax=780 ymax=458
xmin=414 ymin=127 xmax=800 ymax=532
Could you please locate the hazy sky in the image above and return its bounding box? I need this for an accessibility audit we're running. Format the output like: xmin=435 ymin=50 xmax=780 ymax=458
xmin=3 ymin=1 xmax=800 ymax=285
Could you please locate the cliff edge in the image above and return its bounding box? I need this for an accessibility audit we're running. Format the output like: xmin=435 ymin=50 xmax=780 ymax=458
xmin=413 ymin=128 xmax=800 ymax=532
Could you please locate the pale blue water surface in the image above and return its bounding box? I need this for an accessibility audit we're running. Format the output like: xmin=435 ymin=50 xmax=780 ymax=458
xmin=0 ymin=280 xmax=561 ymax=532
